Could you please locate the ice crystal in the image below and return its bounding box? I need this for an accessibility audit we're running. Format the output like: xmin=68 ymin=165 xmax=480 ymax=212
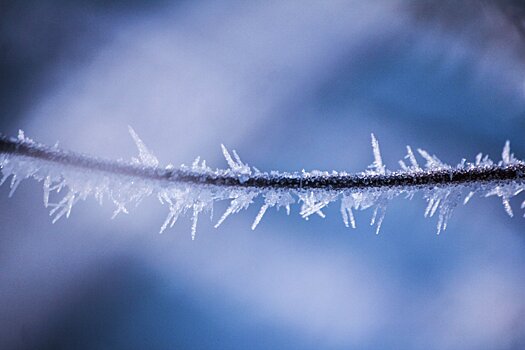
xmin=221 ymin=144 xmax=251 ymax=183
xmin=251 ymin=190 xmax=294 ymax=230
xmin=1 ymin=128 xmax=525 ymax=238
xmin=128 ymin=126 xmax=159 ymax=168
xmin=368 ymin=133 xmax=386 ymax=175
xmin=398 ymin=146 xmax=421 ymax=172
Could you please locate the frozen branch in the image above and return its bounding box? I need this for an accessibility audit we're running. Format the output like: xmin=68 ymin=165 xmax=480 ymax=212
xmin=1 ymin=129 xmax=524 ymax=238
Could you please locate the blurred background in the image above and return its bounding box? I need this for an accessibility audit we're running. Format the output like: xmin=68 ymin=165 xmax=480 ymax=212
xmin=1 ymin=1 xmax=525 ymax=349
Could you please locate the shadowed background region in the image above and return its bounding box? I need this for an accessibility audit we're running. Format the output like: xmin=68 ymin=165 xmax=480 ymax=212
xmin=1 ymin=1 xmax=525 ymax=349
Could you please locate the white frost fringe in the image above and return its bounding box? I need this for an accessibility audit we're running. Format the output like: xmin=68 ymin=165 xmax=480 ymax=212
xmin=0 ymin=129 xmax=524 ymax=239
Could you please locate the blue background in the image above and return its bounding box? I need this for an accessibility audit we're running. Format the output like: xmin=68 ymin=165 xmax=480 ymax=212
xmin=1 ymin=1 xmax=525 ymax=349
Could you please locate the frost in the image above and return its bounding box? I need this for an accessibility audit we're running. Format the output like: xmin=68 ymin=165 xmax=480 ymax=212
xmin=485 ymin=183 xmax=524 ymax=218
xmin=370 ymin=202 xmax=387 ymax=235
xmin=251 ymin=190 xmax=294 ymax=230
xmin=1 ymin=130 xmax=525 ymax=237
xmin=298 ymin=191 xmax=337 ymax=219
xmin=339 ymin=189 xmax=392 ymax=234
xmin=340 ymin=194 xmax=357 ymax=229
xmin=463 ymin=191 xmax=475 ymax=205
xmin=399 ymin=146 xmax=421 ymax=172
xmin=368 ymin=133 xmax=386 ymax=175
xmin=417 ymin=148 xmax=450 ymax=170
xmin=500 ymin=141 xmax=519 ymax=166
xmin=215 ymin=191 xmax=258 ymax=228
xmin=221 ymin=144 xmax=251 ymax=182
xmin=128 ymin=126 xmax=159 ymax=167
xmin=423 ymin=187 xmax=462 ymax=234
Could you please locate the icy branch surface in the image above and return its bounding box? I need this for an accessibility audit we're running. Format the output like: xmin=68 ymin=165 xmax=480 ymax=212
xmin=1 ymin=129 xmax=525 ymax=239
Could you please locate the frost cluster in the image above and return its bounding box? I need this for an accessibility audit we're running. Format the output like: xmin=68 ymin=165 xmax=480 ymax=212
xmin=0 ymin=129 xmax=524 ymax=238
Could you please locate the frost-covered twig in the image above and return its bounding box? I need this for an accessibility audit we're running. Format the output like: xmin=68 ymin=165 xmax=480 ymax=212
xmin=1 ymin=128 xmax=524 ymax=238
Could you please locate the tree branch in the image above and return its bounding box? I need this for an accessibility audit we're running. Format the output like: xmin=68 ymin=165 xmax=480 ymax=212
xmin=1 ymin=134 xmax=523 ymax=191
xmin=1 ymin=130 xmax=523 ymax=237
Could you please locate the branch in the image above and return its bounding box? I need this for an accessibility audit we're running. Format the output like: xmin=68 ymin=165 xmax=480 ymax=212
xmin=1 ymin=129 xmax=524 ymax=238
xmin=1 ymin=134 xmax=524 ymax=190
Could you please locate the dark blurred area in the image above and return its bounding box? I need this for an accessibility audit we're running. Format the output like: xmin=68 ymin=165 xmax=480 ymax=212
xmin=1 ymin=1 xmax=525 ymax=349
xmin=0 ymin=0 xmax=168 ymax=125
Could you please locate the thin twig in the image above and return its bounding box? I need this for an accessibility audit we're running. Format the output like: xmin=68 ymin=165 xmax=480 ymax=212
xmin=1 ymin=134 xmax=524 ymax=191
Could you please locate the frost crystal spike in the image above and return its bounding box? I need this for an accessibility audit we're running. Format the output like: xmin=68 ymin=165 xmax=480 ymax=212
xmin=1 ymin=130 xmax=525 ymax=238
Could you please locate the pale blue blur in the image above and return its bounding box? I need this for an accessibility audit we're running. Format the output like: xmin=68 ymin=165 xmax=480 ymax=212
xmin=1 ymin=1 xmax=525 ymax=349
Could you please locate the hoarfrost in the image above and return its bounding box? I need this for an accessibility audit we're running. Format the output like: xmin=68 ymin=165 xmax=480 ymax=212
xmin=221 ymin=144 xmax=251 ymax=182
xmin=417 ymin=148 xmax=450 ymax=170
xmin=1 ymin=130 xmax=525 ymax=237
xmin=399 ymin=146 xmax=421 ymax=172
xmin=251 ymin=190 xmax=294 ymax=230
xmin=368 ymin=133 xmax=386 ymax=175
xmin=128 ymin=126 xmax=159 ymax=167
xmin=215 ymin=191 xmax=258 ymax=228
